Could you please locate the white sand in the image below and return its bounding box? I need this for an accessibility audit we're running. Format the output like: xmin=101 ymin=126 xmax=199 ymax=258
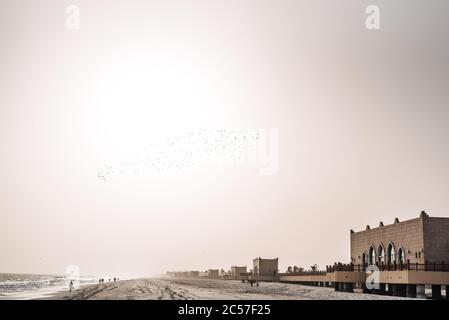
xmin=44 ymin=277 xmax=415 ymax=300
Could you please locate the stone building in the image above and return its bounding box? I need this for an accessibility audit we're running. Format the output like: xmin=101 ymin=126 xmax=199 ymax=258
xmin=173 ymin=271 xmax=188 ymax=277
xmin=253 ymin=257 xmax=278 ymax=276
xmin=187 ymin=271 xmax=199 ymax=277
xmin=230 ymin=266 xmax=247 ymax=277
xmin=207 ymin=269 xmax=219 ymax=279
xmin=351 ymin=211 xmax=449 ymax=268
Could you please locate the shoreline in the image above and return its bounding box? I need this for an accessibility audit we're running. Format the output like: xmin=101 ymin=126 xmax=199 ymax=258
xmin=0 ymin=285 xmax=68 ymax=300
xmin=0 ymin=282 xmax=99 ymax=301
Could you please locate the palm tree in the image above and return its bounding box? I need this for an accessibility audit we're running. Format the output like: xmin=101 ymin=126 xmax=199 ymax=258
xmin=287 ymin=266 xmax=293 ymax=273
xmin=310 ymin=264 xmax=318 ymax=271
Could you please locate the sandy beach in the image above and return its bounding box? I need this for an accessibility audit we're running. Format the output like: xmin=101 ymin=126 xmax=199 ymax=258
xmin=43 ymin=277 xmax=414 ymax=300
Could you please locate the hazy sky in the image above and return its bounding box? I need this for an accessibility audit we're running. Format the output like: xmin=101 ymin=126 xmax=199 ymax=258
xmin=1 ymin=0 xmax=449 ymax=277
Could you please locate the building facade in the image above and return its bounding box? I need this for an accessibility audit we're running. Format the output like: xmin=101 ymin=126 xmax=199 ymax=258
xmin=208 ymin=269 xmax=219 ymax=279
xmin=351 ymin=211 xmax=449 ymax=267
xmin=231 ymin=266 xmax=247 ymax=277
xmin=253 ymin=257 xmax=278 ymax=276
xmin=187 ymin=271 xmax=199 ymax=277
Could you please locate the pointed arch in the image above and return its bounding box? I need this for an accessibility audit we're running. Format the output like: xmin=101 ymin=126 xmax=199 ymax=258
xmin=387 ymin=241 xmax=396 ymax=265
xmin=361 ymin=252 xmax=367 ymax=266
xmin=378 ymin=243 xmax=385 ymax=265
xmin=397 ymin=247 xmax=406 ymax=265
xmin=361 ymin=252 xmax=368 ymax=271
xmin=368 ymin=245 xmax=376 ymax=265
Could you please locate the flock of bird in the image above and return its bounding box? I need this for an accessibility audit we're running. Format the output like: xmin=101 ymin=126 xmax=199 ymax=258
xmin=97 ymin=129 xmax=261 ymax=182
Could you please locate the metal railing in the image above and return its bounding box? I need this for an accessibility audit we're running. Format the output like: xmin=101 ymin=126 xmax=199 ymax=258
xmin=326 ymin=260 xmax=449 ymax=272
xmin=239 ymin=272 xmax=252 ymax=276
xmin=279 ymin=270 xmax=326 ymax=276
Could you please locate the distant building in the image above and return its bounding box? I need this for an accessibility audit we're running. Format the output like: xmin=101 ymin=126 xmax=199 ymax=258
xmin=351 ymin=211 xmax=449 ymax=267
xmin=188 ymin=271 xmax=199 ymax=277
xmin=253 ymin=257 xmax=278 ymax=276
xmin=208 ymin=269 xmax=219 ymax=279
xmin=173 ymin=271 xmax=188 ymax=277
xmin=230 ymin=266 xmax=247 ymax=277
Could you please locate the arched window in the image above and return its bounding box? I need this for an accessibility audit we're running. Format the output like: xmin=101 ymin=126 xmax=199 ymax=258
xmin=387 ymin=242 xmax=396 ymax=264
xmin=361 ymin=252 xmax=367 ymax=271
xmin=378 ymin=244 xmax=385 ymax=265
xmin=398 ymin=247 xmax=405 ymax=265
xmin=369 ymin=246 xmax=376 ymax=265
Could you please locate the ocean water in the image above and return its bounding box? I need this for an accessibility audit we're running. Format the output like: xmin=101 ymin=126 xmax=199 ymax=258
xmin=0 ymin=273 xmax=97 ymax=299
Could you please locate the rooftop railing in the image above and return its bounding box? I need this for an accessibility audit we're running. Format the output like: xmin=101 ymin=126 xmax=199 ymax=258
xmin=278 ymin=270 xmax=327 ymax=276
xmin=326 ymin=260 xmax=449 ymax=272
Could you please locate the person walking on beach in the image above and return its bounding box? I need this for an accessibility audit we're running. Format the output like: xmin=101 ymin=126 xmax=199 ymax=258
xmin=69 ymin=280 xmax=74 ymax=293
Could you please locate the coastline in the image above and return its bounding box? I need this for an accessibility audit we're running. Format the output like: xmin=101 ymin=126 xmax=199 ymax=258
xmin=0 ymin=285 xmax=68 ymax=300
xmin=0 ymin=281 xmax=98 ymax=301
